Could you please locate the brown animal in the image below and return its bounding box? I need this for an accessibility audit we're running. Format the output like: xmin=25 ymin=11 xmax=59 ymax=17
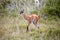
xmin=20 ymin=9 xmax=40 ymax=32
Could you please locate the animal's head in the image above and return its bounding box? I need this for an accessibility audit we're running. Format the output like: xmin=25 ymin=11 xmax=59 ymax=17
xmin=20 ymin=9 xmax=24 ymax=14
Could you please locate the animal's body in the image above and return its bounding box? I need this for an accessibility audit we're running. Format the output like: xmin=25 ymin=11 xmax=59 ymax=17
xmin=20 ymin=9 xmax=40 ymax=32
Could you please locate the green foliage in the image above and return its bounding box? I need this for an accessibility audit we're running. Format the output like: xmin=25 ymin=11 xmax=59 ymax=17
xmin=0 ymin=0 xmax=60 ymax=40
xmin=10 ymin=13 xmax=17 ymax=18
xmin=0 ymin=28 xmax=7 ymax=37
xmin=46 ymin=28 xmax=60 ymax=40
xmin=43 ymin=0 xmax=60 ymax=18
xmin=0 ymin=0 xmax=11 ymax=9
xmin=0 ymin=0 xmax=11 ymax=18
xmin=30 ymin=10 xmax=39 ymax=15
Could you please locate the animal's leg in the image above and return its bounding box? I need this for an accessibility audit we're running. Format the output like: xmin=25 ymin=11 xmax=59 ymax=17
xmin=34 ymin=23 xmax=39 ymax=29
xmin=27 ymin=22 xmax=31 ymax=32
xmin=33 ymin=19 xmax=39 ymax=29
xmin=36 ymin=24 xmax=39 ymax=29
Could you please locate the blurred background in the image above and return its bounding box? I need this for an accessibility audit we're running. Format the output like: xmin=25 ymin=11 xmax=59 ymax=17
xmin=0 ymin=0 xmax=60 ymax=40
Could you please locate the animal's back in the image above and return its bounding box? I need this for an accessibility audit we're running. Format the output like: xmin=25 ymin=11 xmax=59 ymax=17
xmin=31 ymin=14 xmax=40 ymax=22
xmin=26 ymin=14 xmax=40 ymax=22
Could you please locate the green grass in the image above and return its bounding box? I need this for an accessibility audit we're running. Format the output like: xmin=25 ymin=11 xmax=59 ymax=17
xmin=0 ymin=13 xmax=60 ymax=40
xmin=0 ymin=0 xmax=60 ymax=40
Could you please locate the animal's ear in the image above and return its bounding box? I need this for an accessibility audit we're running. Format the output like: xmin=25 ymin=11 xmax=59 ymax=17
xmin=22 ymin=8 xmax=24 ymax=11
xmin=21 ymin=8 xmax=24 ymax=11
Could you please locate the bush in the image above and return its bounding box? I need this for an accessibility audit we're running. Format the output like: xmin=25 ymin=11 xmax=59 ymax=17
xmin=0 ymin=0 xmax=11 ymax=9
xmin=43 ymin=0 xmax=60 ymax=18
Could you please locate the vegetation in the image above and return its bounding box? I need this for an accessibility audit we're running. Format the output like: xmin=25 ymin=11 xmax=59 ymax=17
xmin=42 ymin=0 xmax=60 ymax=18
xmin=0 ymin=0 xmax=60 ymax=40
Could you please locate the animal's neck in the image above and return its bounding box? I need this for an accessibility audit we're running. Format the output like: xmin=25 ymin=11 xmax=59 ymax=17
xmin=22 ymin=13 xmax=27 ymax=20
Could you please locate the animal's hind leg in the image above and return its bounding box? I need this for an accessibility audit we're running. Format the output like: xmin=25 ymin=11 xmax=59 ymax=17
xmin=35 ymin=23 xmax=39 ymax=29
xmin=33 ymin=19 xmax=39 ymax=29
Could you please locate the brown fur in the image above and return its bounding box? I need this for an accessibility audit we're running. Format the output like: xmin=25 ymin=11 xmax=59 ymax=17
xmin=22 ymin=13 xmax=40 ymax=32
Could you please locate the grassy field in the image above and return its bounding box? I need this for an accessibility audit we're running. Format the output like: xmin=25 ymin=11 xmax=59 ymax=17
xmin=0 ymin=12 xmax=60 ymax=40
xmin=0 ymin=0 xmax=60 ymax=40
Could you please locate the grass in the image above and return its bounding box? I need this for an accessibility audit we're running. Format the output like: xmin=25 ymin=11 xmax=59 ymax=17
xmin=0 ymin=12 xmax=60 ymax=40
xmin=0 ymin=0 xmax=60 ymax=40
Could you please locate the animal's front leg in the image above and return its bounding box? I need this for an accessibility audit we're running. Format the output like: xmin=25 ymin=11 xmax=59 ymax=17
xmin=27 ymin=22 xmax=31 ymax=32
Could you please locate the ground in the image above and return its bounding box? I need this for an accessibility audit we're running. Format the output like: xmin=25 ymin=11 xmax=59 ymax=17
xmin=0 ymin=14 xmax=60 ymax=40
